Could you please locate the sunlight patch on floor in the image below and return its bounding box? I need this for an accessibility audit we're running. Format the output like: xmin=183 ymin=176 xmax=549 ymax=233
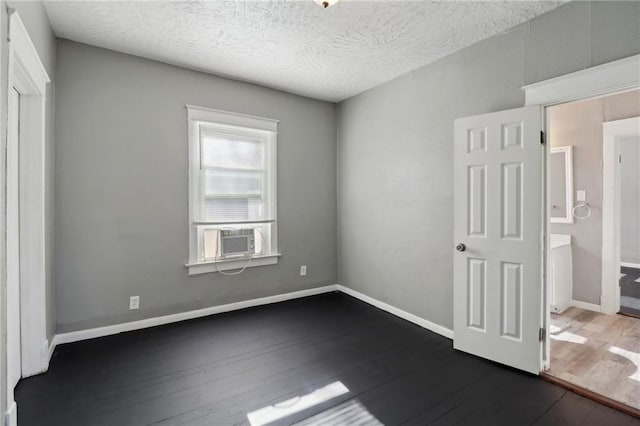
xmin=548 ymin=306 xmax=640 ymax=410
xmin=247 ymin=381 xmax=349 ymax=426
xmin=549 ymin=324 xmax=587 ymax=344
xmin=294 ymin=399 xmax=384 ymax=426
xmin=609 ymin=346 xmax=640 ymax=382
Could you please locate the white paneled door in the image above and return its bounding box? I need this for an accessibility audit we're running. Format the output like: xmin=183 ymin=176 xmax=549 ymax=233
xmin=453 ymin=106 xmax=543 ymax=374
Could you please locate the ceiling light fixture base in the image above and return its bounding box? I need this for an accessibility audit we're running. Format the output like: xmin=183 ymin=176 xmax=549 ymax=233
xmin=313 ymin=0 xmax=339 ymax=9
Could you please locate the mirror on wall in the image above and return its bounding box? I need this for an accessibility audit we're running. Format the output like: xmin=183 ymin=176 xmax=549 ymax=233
xmin=550 ymin=146 xmax=573 ymax=224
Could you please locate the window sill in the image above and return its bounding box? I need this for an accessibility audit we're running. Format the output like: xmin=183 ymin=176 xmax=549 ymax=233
xmin=185 ymin=253 xmax=281 ymax=276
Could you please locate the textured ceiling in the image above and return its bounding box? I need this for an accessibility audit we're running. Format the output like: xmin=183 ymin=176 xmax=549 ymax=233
xmin=43 ymin=0 xmax=564 ymax=102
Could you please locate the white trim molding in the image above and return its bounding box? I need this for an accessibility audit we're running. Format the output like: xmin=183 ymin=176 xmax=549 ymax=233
xmin=336 ymin=285 xmax=454 ymax=339
xmin=523 ymin=54 xmax=640 ymax=107
xmin=186 ymin=105 xmax=279 ymax=275
xmin=7 ymin=9 xmax=50 ymax=94
xmin=185 ymin=253 xmax=281 ymax=276
xmin=621 ymin=262 xmax=640 ymax=269
xmin=570 ymin=299 xmax=601 ymax=314
xmin=186 ymin=104 xmax=278 ymax=132
xmin=4 ymin=401 xmax=17 ymax=426
xmin=47 ymin=285 xmax=455 ymax=358
xmin=7 ymin=9 xmax=51 ymax=382
xmin=54 ymin=286 xmax=338 ymax=346
xmin=549 ymin=146 xmax=574 ymax=224
xmin=601 ymin=117 xmax=640 ymax=315
xmin=47 ymin=336 xmax=59 ymax=364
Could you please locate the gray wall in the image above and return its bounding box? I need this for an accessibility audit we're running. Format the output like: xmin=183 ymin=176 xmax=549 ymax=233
xmin=337 ymin=1 xmax=640 ymax=329
xmin=550 ymin=90 xmax=640 ymax=304
xmin=54 ymin=40 xmax=337 ymax=333
xmin=619 ymin=136 xmax=640 ymax=265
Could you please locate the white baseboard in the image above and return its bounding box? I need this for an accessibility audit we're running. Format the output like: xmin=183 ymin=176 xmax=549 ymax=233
xmin=336 ymin=284 xmax=454 ymax=339
xmin=5 ymin=401 xmax=17 ymax=426
xmin=621 ymin=262 xmax=640 ymax=269
xmin=47 ymin=284 xmax=455 ymax=361
xmin=570 ymin=299 xmax=601 ymax=313
xmin=48 ymin=335 xmax=59 ymax=363
xmin=53 ymin=285 xmax=338 ymax=348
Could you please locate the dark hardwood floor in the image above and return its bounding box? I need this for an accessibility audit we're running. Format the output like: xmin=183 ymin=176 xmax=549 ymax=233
xmin=16 ymin=292 xmax=640 ymax=425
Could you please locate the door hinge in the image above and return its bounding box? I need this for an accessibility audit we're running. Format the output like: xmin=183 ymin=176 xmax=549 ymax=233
xmin=539 ymin=327 xmax=546 ymax=342
xmin=619 ymin=154 xmax=622 ymax=163
xmin=540 ymin=131 xmax=546 ymax=145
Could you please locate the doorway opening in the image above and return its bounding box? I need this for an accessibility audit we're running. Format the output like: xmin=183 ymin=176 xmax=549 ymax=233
xmin=544 ymin=88 xmax=640 ymax=413
xmin=452 ymin=54 xmax=639 ymax=417
xmin=606 ymin=116 xmax=640 ymax=319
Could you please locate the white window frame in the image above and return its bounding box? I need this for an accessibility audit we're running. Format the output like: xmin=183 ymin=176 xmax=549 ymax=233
xmin=185 ymin=105 xmax=280 ymax=275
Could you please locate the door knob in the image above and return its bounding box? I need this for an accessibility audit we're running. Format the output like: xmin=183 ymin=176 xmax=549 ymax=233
xmin=456 ymin=243 xmax=466 ymax=252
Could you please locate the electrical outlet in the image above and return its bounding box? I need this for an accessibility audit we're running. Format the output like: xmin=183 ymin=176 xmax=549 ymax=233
xmin=129 ymin=296 xmax=140 ymax=310
xmin=300 ymin=265 xmax=307 ymax=276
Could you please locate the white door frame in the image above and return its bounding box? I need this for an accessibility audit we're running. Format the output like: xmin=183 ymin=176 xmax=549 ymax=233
xmin=602 ymin=117 xmax=640 ymax=315
xmin=5 ymin=86 xmax=21 ymax=426
xmin=523 ymin=54 xmax=640 ymax=370
xmin=5 ymin=7 xmax=50 ymax=399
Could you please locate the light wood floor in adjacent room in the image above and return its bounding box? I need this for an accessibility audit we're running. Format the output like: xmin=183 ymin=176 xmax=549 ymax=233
xmin=548 ymin=306 xmax=640 ymax=411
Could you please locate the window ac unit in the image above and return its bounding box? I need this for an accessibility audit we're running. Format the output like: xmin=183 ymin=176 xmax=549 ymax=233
xmin=219 ymin=229 xmax=255 ymax=258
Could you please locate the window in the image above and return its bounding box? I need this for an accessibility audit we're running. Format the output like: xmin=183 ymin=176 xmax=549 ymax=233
xmin=186 ymin=106 xmax=279 ymax=274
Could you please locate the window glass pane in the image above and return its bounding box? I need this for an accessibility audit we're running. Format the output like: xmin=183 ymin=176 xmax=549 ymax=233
xmin=204 ymin=198 xmax=249 ymax=222
xmin=201 ymin=132 xmax=263 ymax=170
xmin=205 ymin=169 xmax=263 ymax=198
xmin=203 ymin=198 xmax=269 ymax=222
